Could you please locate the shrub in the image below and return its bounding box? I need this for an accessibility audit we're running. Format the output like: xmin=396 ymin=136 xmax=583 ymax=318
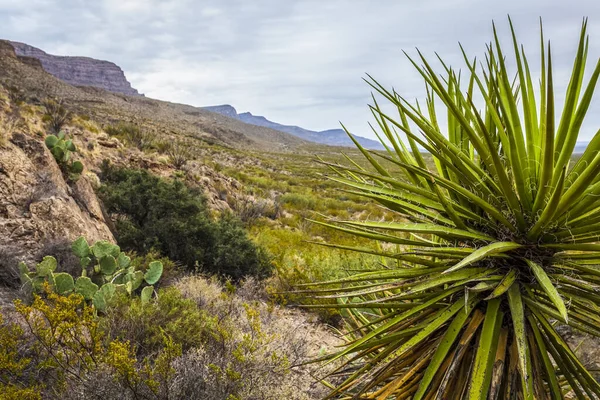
xmin=230 ymin=197 xmax=281 ymax=226
xmin=279 ymin=192 xmax=316 ymax=210
xmin=310 ymin=18 xmax=600 ymax=398
xmin=0 ymin=275 xmax=332 ymax=399
xmin=98 ymin=162 xmax=272 ymax=280
xmin=105 ymin=122 xmax=155 ymax=151
xmin=212 ymin=213 xmax=272 ymax=279
xmin=102 ymin=287 xmax=210 ymax=357
xmin=173 ymin=276 xmax=333 ymax=400
xmin=42 ymin=98 xmax=71 ymax=133
xmin=165 ymin=140 xmax=192 ymax=169
xmin=5 ymin=85 xmax=26 ymax=106
xmin=4 ymin=289 xmax=184 ymax=399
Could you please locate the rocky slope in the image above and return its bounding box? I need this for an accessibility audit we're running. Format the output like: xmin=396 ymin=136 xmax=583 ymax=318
xmin=9 ymin=41 xmax=141 ymax=96
xmin=204 ymin=104 xmax=385 ymax=150
xmin=0 ymin=130 xmax=114 ymax=282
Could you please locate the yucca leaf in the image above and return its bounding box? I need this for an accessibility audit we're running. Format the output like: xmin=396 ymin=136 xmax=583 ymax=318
xmin=507 ymin=283 xmax=534 ymax=399
xmin=414 ymin=308 xmax=483 ymax=400
xmin=467 ymin=298 xmax=503 ymax=400
xmin=485 ymin=269 xmax=517 ymax=300
xmin=525 ymin=259 xmax=568 ymax=322
xmin=443 ymin=242 xmax=522 ymax=274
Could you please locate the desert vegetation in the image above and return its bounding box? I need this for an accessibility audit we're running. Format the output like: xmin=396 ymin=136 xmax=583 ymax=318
xmin=98 ymin=162 xmax=272 ymax=281
xmin=3 ymin=15 xmax=600 ymax=400
xmin=305 ymin=18 xmax=600 ymax=399
xmin=42 ymin=98 xmax=71 ymax=133
xmin=0 ymin=269 xmax=329 ymax=399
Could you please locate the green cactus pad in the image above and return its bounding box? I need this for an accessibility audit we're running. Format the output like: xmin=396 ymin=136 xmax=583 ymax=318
xmin=131 ymin=271 xmax=144 ymax=291
xmin=71 ymin=237 xmax=91 ymax=258
xmin=117 ymin=252 xmax=131 ymax=269
xmin=141 ymin=285 xmax=154 ymax=304
xmin=18 ymin=262 xmax=29 ymax=278
xmin=36 ymin=256 xmax=57 ymax=276
xmin=32 ymin=276 xmax=46 ymax=291
xmin=21 ymin=274 xmax=33 ymax=294
xmin=70 ymin=161 xmax=83 ymax=174
xmin=54 ymin=273 xmax=75 ymax=295
xmin=57 ymin=131 xmax=66 ymax=140
xmin=113 ymin=284 xmax=128 ymax=296
xmin=91 ymin=241 xmax=120 ymax=259
xmin=75 ymin=276 xmax=98 ymax=300
xmin=47 ymin=272 xmax=56 ymax=289
xmin=80 ymin=256 xmax=92 ymax=269
xmin=92 ymin=291 xmax=106 ymax=311
xmin=99 ymin=255 xmax=117 ymax=275
xmin=144 ymin=261 xmax=163 ymax=285
xmin=51 ymin=146 xmax=65 ymax=162
xmin=99 ymin=283 xmax=116 ymax=300
xmin=65 ymin=140 xmax=76 ymax=152
xmin=44 ymin=135 xmax=59 ymax=148
xmin=125 ymin=280 xmax=133 ymax=295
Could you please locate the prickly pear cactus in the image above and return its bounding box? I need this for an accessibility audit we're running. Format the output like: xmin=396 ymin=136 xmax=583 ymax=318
xmin=70 ymin=236 xmax=163 ymax=309
xmin=19 ymin=236 xmax=163 ymax=312
xmin=44 ymin=131 xmax=84 ymax=181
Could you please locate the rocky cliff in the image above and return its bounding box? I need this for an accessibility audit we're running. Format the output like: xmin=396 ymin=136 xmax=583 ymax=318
xmin=9 ymin=41 xmax=141 ymax=96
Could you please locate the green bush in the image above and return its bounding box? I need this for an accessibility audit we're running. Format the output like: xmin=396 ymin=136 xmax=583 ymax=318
xmin=103 ymin=287 xmax=211 ymax=357
xmin=98 ymin=162 xmax=272 ymax=280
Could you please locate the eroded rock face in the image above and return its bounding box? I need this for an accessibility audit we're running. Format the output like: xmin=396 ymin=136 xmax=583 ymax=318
xmin=0 ymin=133 xmax=114 ymax=285
xmin=9 ymin=41 xmax=141 ymax=96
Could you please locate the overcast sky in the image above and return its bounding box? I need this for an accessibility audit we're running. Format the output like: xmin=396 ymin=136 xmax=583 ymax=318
xmin=1 ymin=0 xmax=600 ymax=140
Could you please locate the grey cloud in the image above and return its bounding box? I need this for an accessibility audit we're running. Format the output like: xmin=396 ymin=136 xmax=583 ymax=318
xmin=1 ymin=0 xmax=599 ymax=139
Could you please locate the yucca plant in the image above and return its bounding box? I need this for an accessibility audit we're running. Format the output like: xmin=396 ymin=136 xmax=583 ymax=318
xmin=305 ymin=18 xmax=600 ymax=399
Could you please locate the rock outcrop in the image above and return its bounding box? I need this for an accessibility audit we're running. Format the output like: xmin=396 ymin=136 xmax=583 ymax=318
xmin=0 ymin=132 xmax=115 ymax=285
xmin=9 ymin=41 xmax=141 ymax=96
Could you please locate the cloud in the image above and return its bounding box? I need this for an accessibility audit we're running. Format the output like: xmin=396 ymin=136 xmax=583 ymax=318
xmin=1 ymin=0 xmax=599 ymax=139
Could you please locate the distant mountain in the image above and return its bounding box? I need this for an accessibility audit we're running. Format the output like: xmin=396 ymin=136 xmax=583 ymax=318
xmin=203 ymin=105 xmax=384 ymax=150
xmin=574 ymin=142 xmax=589 ymax=154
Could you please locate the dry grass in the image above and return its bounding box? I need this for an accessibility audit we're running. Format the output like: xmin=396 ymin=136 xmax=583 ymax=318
xmin=0 ymin=112 xmax=18 ymax=147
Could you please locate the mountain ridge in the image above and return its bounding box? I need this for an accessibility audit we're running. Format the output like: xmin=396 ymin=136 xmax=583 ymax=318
xmin=203 ymin=104 xmax=384 ymax=150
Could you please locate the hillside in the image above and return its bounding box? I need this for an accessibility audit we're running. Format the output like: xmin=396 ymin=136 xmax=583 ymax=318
xmin=0 ymin=39 xmax=350 ymax=399
xmin=5 ymin=40 xmax=381 ymax=151
xmin=0 ymin=40 xmax=314 ymax=153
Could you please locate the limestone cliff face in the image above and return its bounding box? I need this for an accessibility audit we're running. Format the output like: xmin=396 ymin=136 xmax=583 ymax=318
xmin=9 ymin=41 xmax=141 ymax=96
xmin=0 ymin=133 xmax=115 ymax=284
